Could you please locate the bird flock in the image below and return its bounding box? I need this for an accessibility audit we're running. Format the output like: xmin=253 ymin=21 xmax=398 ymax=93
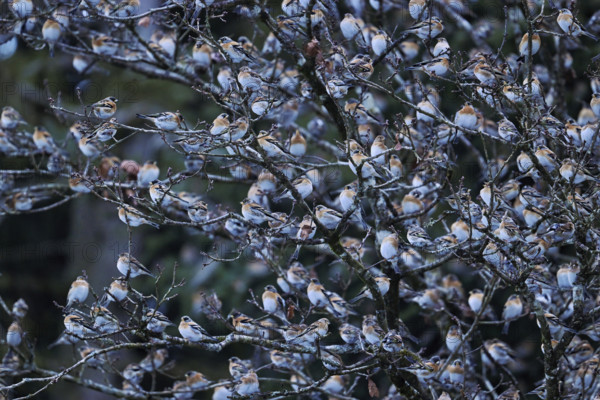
xmin=3 ymin=0 xmax=600 ymax=399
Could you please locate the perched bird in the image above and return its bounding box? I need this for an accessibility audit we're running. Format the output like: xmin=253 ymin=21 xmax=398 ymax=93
xmin=66 ymin=276 xmax=89 ymax=308
xmin=137 ymin=112 xmax=184 ymax=131
xmin=382 ymin=329 xmax=404 ymax=353
xmin=557 ymin=9 xmax=597 ymax=40
xmin=118 ymin=205 xmax=159 ymax=228
xmin=91 ymin=35 xmax=119 ymax=55
xmin=210 ymin=113 xmax=230 ymax=136
xmin=483 ymin=339 xmax=514 ymax=366
xmin=349 ymin=275 xmax=390 ymax=303
xmin=42 ymin=18 xmax=61 ymax=57
xmin=179 ymin=316 xmax=216 ymax=342
xmin=1 ymin=106 xmax=26 ymax=129
xmin=144 ymin=310 xmax=174 ymax=333
xmin=12 ymin=298 xmax=28 ymax=320
xmin=33 ymin=126 xmax=56 ymax=152
xmin=6 ymin=321 xmax=23 ymax=347
xmin=90 ymin=97 xmax=118 ymax=119
xmin=185 ymin=370 xmax=210 ymax=390
xmin=228 ymin=356 xmax=251 ymax=379
xmin=241 ymin=198 xmax=276 ymax=225
xmin=518 ymin=32 xmax=541 ymax=57
xmin=315 ymin=205 xmax=343 ymax=230
xmin=139 ymin=348 xmax=168 ymax=372
xmin=117 ymin=253 xmax=154 ymax=278
xmin=236 ymin=370 xmax=259 ymax=395
xmin=289 ymin=130 xmax=306 ymax=157
xmin=101 ymin=278 xmax=128 ymax=305
xmin=292 ymin=215 xmax=316 ymax=259
xmin=274 ymin=177 xmax=313 ymax=201
xmin=445 ymin=325 xmax=462 ymax=352
xmin=137 ymin=161 xmax=160 ymax=187
xmin=404 ymin=17 xmax=444 ymax=40
xmin=380 ymin=234 xmax=399 ymax=261
xmin=501 ymin=294 xmax=523 ymax=335
xmin=307 ymin=279 xmax=332 ymax=308
xmin=64 ymin=314 xmax=93 ymax=336
xmin=362 ymin=314 xmax=385 ymax=345
xmin=262 ymin=285 xmax=288 ymax=323
xmin=219 ymin=37 xmax=256 ymax=63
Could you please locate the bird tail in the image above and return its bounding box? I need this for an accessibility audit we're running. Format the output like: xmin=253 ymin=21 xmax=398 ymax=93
xmin=502 ymin=321 xmax=510 ymax=335
xmin=584 ymin=31 xmax=599 ymax=41
xmin=292 ymin=244 xmax=301 ymax=260
xmin=348 ymin=293 xmax=364 ymax=304
xmin=136 ymin=113 xmax=151 ymax=120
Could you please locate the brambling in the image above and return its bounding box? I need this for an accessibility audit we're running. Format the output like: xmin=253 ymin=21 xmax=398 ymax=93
xmin=590 ymin=93 xmax=600 ymax=118
xmin=33 ymin=126 xmax=55 ymax=152
xmin=496 ymin=386 xmax=520 ymax=400
xmin=445 ymin=325 xmax=462 ymax=353
xmin=349 ymin=275 xmax=390 ymax=303
xmin=326 ymin=79 xmax=351 ymax=99
xmin=139 ymin=348 xmax=168 ymax=372
xmin=501 ymin=294 xmax=523 ymax=335
xmin=256 ymin=133 xmax=292 ymax=159
xmin=401 ymin=192 xmax=424 ymax=214
xmin=307 ymin=279 xmax=332 ymax=308
xmin=179 ymin=316 xmax=216 ymax=342
xmin=123 ymin=363 xmax=144 ymax=386
xmin=534 ymin=145 xmax=558 ymax=172
xmin=483 ymin=339 xmax=514 ymax=366
xmin=494 ymin=213 xmax=522 ymax=243
xmin=274 ymin=177 xmax=313 ymax=201
xmin=236 ymin=370 xmax=259 ymax=395
xmin=226 ymin=116 xmax=248 ymax=142
xmin=286 ymin=262 xmax=309 ymax=290
xmin=192 ymin=42 xmax=212 ymax=70
xmin=227 ymin=311 xmax=261 ymax=337
xmin=326 ymin=291 xmax=357 ymax=318
xmin=321 ymin=349 xmax=343 ymax=371
xmin=212 ymin=383 xmax=235 ymax=400
xmin=91 ymin=306 xmax=120 ymax=334
xmin=408 ymin=0 xmax=427 ymax=20
xmin=416 ymin=99 xmax=436 ymax=122
xmin=296 ymin=318 xmax=329 ymax=344
xmin=289 ymin=129 xmax=306 ymax=157
xmin=339 ymin=184 xmax=358 ymax=212
xmin=144 ymin=310 xmax=173 ymax=333
xmin=137 ymin=160 xmax=159 ymax=187
xmin=380 ymin=233 xmax=399 ymax=261
xmin=473 ymin=62 xmax=508 ymax=86
xmin=557 ymin=263 xmax=579 ymax=289
xmin=371 ymin=30 xmax=391 ymax=56
xmin=454 ymin=102 xmax=479 ymax=130
xmin=406 ymin=224 xmax=432 ymax=247
xmin=1 ymin=106 xmax=26 ymax=129
xmin=219 ymin=36 xmax=256 ymax=63
xmin=277 ymin=15 xmax=306 ymax=39
xmin=362 ymin=314 xmax=384 ymax=346
xmin=349 ymin=149 xmax=381 ymax=179
xmin=281 ymin=0 xmax=305 ymax=16
xmin=10 ymin=0 xmax=34 ymax=18
xmin=433 ymin=37 xmax=450 ymax=57
xmin=447 ymin=359 xmax=464 ymax=385
xmin=117 ymin=252 xmax=154 ymax=278
xmin=406 ymin=56 xmax=450 ymax=76
xmin=101 ymin=277 xmax=128 ymax=305
xmin=0 ymin=131 xmax=17 ymax=153
xmin=566 ymin=340 xmax=594 ymax=365
xmin=209 ymin=113 xmax=230 ymax=136
xmin=184 ymin=370 xmax=210 ymax=390
xmin=64 ymin=314 xmax=93 ymax=336
xmin=187 ymin=200 xmax=208 ymax=224
xmin=12 ymin=298 xmax=28 ymax=320
xmin=557 ymin=9 xmax=598 ymax=40
xmin=237 ymin=66 xmax=263 ymax=92
xmin=90 ymin=118 xmax=117 ymax=142
xmin=42 ymin=18 xmax=61 ymax=57
xmin=262 ymin=285 xmax=288 ymax=323
xmin=78 ymin=345 xmax=108 ymax=368
xmin=66 ymin=275 xmax=89 ymax=308
xmin=348 ymin=54 xmax=374 ymax=80
xmin=6 ymin=321 xmax=23 ymax=347
xmin=560 ymin=159 xmax=596 ymax=184
xmin=228 ymin=356 xmax=251 ymax=379
xmin=241 ymin=198 xmax=276 ymax=225
xmin=118 ymin=205 xmax=159 ymax=228
xmin=519 ymin=32 xmax=541 ymax=57
xmin=405 ymin=17 xmax=444 ymax=40
xmin=399 ymin=40 xmax=420 ymax=61
xmin=370 ymin=135 xmax=388 ymax=165
xmin=137 ymin=111 xmax=184 ymax=131
xmin=11 ymin=192 xmax=34 ymax=211
xmin=91 ymin=35 xmax=119 ymax=56
xmin=315 ymin=205 xmax=344 ymax=230
xmin=90 ymin=97 xmax=118 ymax=120
xmin=170 ymin=380 xmax=192 ymax=399
xmin=497 ymin=118 xmax=519 ymax=142
xmin=292 ymin=215 xmax=316 ymax=259
xmin=382 ymin=329 xmax=404 ymax=353
xmin=339 ymin=322 xmax=362 ymax=345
